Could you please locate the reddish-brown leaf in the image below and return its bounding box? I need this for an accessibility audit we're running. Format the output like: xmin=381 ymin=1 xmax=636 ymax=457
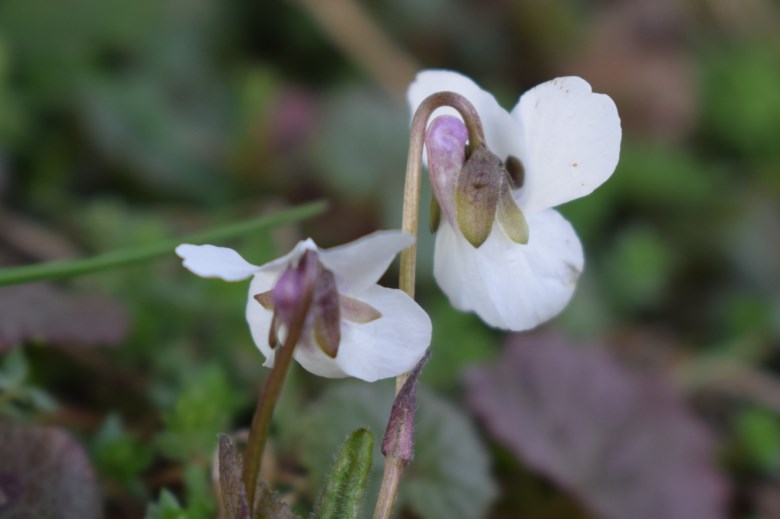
xmin=0 ymin=420 xmax=102 ymax=519
xmin=465 ymin=332 xmax=728 ymax=519
xmin=0 ymin=283 xmax=129 ymax=351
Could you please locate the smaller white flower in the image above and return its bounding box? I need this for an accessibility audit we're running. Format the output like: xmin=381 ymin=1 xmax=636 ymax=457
xmin=409 ymin=71 xmax=621 ymax=331
xmin=176 ymin=231 xmax=431 ymax=382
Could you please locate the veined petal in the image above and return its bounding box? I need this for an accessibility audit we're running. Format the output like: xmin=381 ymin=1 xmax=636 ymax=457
xmin=335 ymin=285 xmax=432 ymax=382
xmin=434 ymin=209 xmax=584 ymax=331
xmin=317 ymin=230 xmax=414 ymax=294
xmin=511 ymin=77 xmax=621 ymax=213
xmin=176 ymin=244 xmax=260 ymax=281
xmin=408 ymin=70 xmax=525 ymax=161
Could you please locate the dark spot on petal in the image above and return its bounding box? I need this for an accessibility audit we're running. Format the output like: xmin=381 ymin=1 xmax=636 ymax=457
xmin=571 ymin=162 xmax=578 ymax=168
xmin=505 ymin=155 xmax=525 ymax=189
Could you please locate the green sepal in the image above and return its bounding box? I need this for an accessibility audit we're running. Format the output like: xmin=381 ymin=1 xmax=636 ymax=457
xmin=496 ymin=181 xmax=529 ymax=244
xmin=430 ymin=196 xmax=441 ymax=233
xmin=309 ymin=428 xmax=374 ymax=519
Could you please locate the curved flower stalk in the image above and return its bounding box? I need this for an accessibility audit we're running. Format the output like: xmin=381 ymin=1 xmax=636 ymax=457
xmin=176 ymin=230 xmax=431 ymax=382
xmin=408 ymin=70 xmax=621 ymax=331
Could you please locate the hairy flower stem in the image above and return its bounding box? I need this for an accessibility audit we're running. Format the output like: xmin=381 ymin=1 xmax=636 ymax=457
xmin=243 ymin=282 xmax=315 ymax=513
xmin=373 ymin=92 xmax=485 ymax=519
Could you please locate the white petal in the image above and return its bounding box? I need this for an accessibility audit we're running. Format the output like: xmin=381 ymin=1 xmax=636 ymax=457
xmin=434 ymin=210 xmax=584 ymax=331
xmin=335 ymin=285 xmax=431 ymax=382
xmin=511 ymin=77 xmax=621 ymax=213
xmin=256 ymin=238 xmax=317 ymax=274
xmin=176 ymin=243 xmax=260 ymax=281
xmin=408 ymin=70 xmax=526 ymax=161
xmin=317 ymin=231 xmax=414 ymax=294
xmin=245 ymin=272 xmax=430 ymax=381
xmin=245 ymin=271 xmax=280 ymax=367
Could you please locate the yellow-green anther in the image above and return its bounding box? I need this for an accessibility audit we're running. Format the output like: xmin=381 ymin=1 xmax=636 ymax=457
xmin=454 ymin=144 xmax=503 ymax=248
xmin=497 ymin=181 xmax=529 ymax=244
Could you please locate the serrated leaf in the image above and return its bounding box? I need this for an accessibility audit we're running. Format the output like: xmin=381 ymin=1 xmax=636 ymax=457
xmin=0 ymin=420 xmax=102 ymax=519
xmin=296 ymin=381 xmax=496 ymax=519
xmin=465 ymin=332 xmax=728 ymax=519
xmin=310 ymin=428 xmax=373 ymax=519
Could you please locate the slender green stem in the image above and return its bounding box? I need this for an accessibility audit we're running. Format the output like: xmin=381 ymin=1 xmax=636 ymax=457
xmin=0 ymin=200 xmax=327 ymax=287
xmin=242 ymin=279 xmax=315 ymax=513
xmin=373 ymin=92 xmax=485 ymax=519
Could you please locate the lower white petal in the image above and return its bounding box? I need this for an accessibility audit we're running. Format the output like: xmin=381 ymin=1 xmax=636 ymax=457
xmin=335 ymin=285 xmax=432 ymax=382
xmin=434 ymin=209 xmax=584 ymax=331
xmin=176 ymin=243 xmax=260 ymax=281
xmin=245 ymin=269 xmax=431 ymax=381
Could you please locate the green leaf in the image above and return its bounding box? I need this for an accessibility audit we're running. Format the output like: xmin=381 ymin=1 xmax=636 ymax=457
xmin=736 ymin=407 xmax=780 ymax=472
xmin=310 ymin=428 xmax=374 ymax=519
xmin=91 ymin=413 xmax=153 ymax=487
xmin=0 ymin=200 xmax=326 ymax=287
xmin=296 ymin=382 xmax=496 ymax=519
xmin=156 ymin=366 xmax=242 ymax=461
xmin=145 ymin=490 xmax=189 ymax=519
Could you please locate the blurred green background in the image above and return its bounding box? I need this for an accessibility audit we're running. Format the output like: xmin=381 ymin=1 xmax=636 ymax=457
xmin=1 ymin=0 xmax=779 ymax=518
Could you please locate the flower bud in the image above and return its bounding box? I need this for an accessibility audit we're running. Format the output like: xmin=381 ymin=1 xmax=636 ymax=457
xmin=381 ymin=349 xmax=432 ymax=464
xmin=270 ymin=249 xmax=320 ymax=328
xmin=425 ymin=116 xmax=468 ymax=230
xmin=455 ymin=144 xmax=504 ymax=248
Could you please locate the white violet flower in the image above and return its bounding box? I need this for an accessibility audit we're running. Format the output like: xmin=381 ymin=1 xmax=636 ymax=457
xmin=408 ymin=70 xmax=621 ymax=331
xmin=176 ymin=231 xmax=431 ymax=382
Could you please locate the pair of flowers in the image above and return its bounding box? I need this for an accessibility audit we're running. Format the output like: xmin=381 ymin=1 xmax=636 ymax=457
xmin=177 ymin=71 xmax=621 ymax=382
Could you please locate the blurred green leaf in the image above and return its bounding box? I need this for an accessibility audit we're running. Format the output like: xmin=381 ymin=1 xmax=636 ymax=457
xmin=311 ymin=428 xmax=373 ymax=519
xmin=0 ymin=348 xmax=57 ymax=417
xmin=156 ymin=366 xmax=242 ymax=461
xmin=736 ymin=407 xmax=780 ymax=473
xmin=91 ymin=413 xmax=153 ymax=488
xmin=145 ymin=490 xmax=189 ymax=519
xmin=423 ymin=295 xmax=499 ymax=390
xmin=604 ymin=225 xmax=674 ymax=311
xmin=183 ymin=463 xmax=216 ymax=519
xmin=296 ymin=381 xmax=496 ymax=519
xmin=703 ymin=44 xmax=780 ymax=158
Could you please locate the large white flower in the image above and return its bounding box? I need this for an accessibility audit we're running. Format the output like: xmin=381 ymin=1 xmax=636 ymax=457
xmin=176 ymin=231 xmax=431 ymax=382
xmin=408 ymin=71 xmax=621 ymax=331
